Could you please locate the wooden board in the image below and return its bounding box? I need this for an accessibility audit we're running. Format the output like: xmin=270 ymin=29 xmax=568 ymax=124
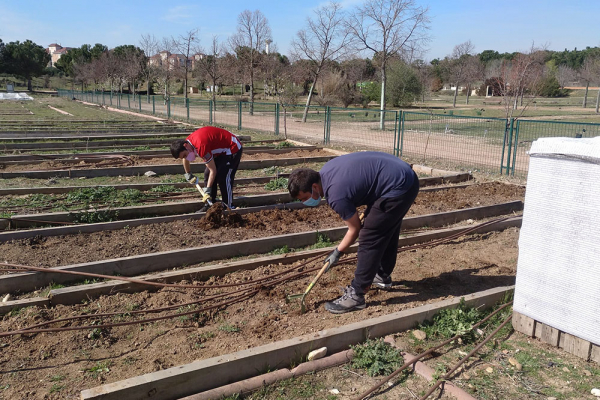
xmin=511 ymin=311 xmax=536 ymax=336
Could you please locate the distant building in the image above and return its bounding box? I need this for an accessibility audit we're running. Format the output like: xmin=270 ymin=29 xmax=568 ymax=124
xmin=148 ymin=51 xmax=204 ymax=70
xmin=46 ymin=43 xmax=72 ymax=67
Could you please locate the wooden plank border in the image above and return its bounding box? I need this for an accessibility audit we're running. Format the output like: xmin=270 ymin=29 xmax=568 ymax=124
xmin=80 ymin=286 xmax=513 ymax=400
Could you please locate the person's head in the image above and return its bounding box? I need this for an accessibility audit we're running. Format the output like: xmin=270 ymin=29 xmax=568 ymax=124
xmin=288 ymin=168 xmax=322 ymax=206
xmin=170 ymin=139 xmax=194 ymax=160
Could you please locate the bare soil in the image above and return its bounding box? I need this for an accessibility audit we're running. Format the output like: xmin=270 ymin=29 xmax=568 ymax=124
xmin=0 ymin=227 xmax=520 ymax=399
xmin=0 ymin=149 xmax=330 ymax=172
xmin=0 ymin=182 xmax=524 ymax=269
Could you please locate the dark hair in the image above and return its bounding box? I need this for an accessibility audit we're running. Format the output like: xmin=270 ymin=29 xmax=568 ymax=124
xmin=170 ymin=139 xmax=187 ymax=159
xmin=288 ymin=168 xmax=320 ymax=197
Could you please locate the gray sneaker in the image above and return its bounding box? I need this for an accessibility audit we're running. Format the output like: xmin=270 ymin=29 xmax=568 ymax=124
xmin=372 ymin=273 xmax=392 ymax=289
xmin=324 ymin=286 xmax=366 ymax=314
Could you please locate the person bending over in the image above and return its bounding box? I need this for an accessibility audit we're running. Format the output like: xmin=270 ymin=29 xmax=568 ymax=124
xmin=287 ymin=151 xmax=419 ymax=313
xmin=170 ymin=126 xmax=243 ymax=210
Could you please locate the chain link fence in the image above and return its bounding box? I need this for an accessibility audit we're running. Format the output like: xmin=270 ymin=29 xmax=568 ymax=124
xmin=59 ymin=89 xmax=600 ymax=177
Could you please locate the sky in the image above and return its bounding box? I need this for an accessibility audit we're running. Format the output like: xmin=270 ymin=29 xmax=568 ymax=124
xmin=1 ymin=0 xmax=599 ymax=61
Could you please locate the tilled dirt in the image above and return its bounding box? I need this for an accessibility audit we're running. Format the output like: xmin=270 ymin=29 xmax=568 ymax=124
xmin=0 ymin=149 xmax=330 ymax=172
xmin=0 ymin=182 xmax=524 ymax=268
xmin=0 ymin=227 xmax=520 ymax=399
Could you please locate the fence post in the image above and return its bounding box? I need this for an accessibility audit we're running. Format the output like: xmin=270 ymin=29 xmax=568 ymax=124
xmin=167 ymin=98 xmax=171 ymax=119
xmin=500 ymin=118 xmax=514 ymax=175
xmin=238 ymin=101 xmax=242 ymax=130
xmin=186 ymin=98 xmax=190 ymax=121
xmin=127 ymin=93 xmax=131 ymax=109
xmin=394 ymin=111 xmax=401 ymax=156
xmin=209 ymin=100 xmax=213 ymax=125
xmin=323 ymin=106 xmax=331 ymax=144
xmin=399 ymin=111 xmax=406 ymax=157
xmin=152 ymin=96 xmax=155 ymax=115
xmin=275 ymin=103 xmax=280 ymax=136
xmin=139 ymin=96 xmax=142 ymax=113
xmin=511 ymin=120 xmax=520 ymax=175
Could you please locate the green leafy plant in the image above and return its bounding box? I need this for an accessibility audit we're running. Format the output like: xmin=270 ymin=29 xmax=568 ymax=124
xmin=308 ymin=232 xmax=332 ymax=249
xmin=351 ymin=339 xmax=403 ymax=376
xmin=218 ymin=323 xmax=240 ymax=333
xmin=269 ymin=245 xmax=290 ymax=255
xmin=274 ymin=141 xmax=293 ymax=149
xmin=264 ymin=177 xmax=289 ymax=191
xmin=84 ymin=361 xmax=111 ymax=378
xmin=419 ymin=298 xmax=482 ymax=343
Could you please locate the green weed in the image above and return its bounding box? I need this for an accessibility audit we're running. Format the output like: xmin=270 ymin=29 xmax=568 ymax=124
xmin=269 ymin=245 xmax=290 ymax=255
xmin=264 ymin=177 xmax=289 ymax=191
xmin=308 ymin=232 xmax=332 ymax=250
xmin=274 ymin=141 xmax=293 ymax=149
xmin=49 ymin=384 xmax=64 ymax=393
xmin=419 ymin=298 xmax=483 ymax=343
xmin=218 ymin=323 xmax=240 ymax=333
xmin=351 ymin=338 xmax=403 ymax=377
xmin=84 ymin=361 xmax=111 ymax=378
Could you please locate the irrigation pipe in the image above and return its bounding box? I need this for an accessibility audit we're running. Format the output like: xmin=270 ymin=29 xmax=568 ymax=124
xmin=353 ymin=302 xmax=513 ymax=400
xmin=1 ymin=216 xmax=516 ymax=337
xmin=418 ymin=313 xmax=513 ymax=400
xmin=8 ymin=287 xmax=258 ymax=332
xmin=0 ymin=289 xmax=258 ymax=337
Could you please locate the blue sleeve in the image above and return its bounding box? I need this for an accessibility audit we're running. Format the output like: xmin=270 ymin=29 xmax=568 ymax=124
xmin=328 ymin=197 xmax=357 ymax=221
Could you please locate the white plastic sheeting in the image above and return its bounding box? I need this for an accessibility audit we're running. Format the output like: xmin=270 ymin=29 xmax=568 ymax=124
xmin=0 ymin=92 xmax=34 ymax=100
xmin=513 ymin=136 xmax=600 ymax=345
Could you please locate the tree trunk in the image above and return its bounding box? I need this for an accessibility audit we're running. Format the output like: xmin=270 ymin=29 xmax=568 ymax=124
xmin=465 ymin=84 xmax=470 ymax=105
xmin=379 ymin=67 xmax=386 ymax=130
xmin=27 ymin=78 xmax=32 ymax=91
xmin=302 ymin=79 xmax=317 ymax=123
xmin=583 ymin=82 xmax=589 ymax=108
xmin=452 ymin=85 xmax=458 ymax=107
xmin=595 ymin=88 xmax=600 ymax=114
xmin=147 ymin=75 xmax=151 ymax=102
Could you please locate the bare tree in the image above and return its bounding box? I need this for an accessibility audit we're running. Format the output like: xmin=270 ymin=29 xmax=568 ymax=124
xmin=556 ymin=65 xmax=576 ymax=89
xmin=579 ymin=56 xmax=600 ymax=108
xmin=291 ymin=1 xmax=350 ymax=122
xmin=139 ymin=34 xmax=159 ymax=101
xmin=486 ymin=45 xmax=546 ymax=120
xmin=195 ymin=36 xmax=226 ymax=118
xmin=230 ymin=10 xmax=272 ymax=114
xmin=172 ymin=29 xmax=200 ymax=100
xmin=346 ymin=0 xmax=429 ymax=129
xmin=463 ymin=56 xmax=484 ymax=105
xmin=447 ymin=40 xmax=475 ymax=107
xmin=411 ymin=59 xmax=433 ymax=102
xmin=154 ymin=37 xmax=175 ymax=103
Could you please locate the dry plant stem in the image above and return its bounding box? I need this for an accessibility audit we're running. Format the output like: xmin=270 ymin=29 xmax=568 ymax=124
xmin=353 ymin=302 xmax=512 ymax=400
xmin=418 ymin=314 xmax=513 ymax=400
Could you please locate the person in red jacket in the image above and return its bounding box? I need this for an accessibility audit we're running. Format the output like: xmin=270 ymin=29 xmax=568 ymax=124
xmin=170 ymin=126 xmax=243 ymax=210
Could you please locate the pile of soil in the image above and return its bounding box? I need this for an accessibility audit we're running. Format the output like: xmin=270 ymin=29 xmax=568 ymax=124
xmin=0 ymin=182 xmax=524 ymax=268
xmin=0 ymin=228 xmax=520 ymax=399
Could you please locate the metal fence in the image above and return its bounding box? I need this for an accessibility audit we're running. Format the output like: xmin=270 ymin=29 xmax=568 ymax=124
xmin=58 ymin=89 xmax=600 ymax=176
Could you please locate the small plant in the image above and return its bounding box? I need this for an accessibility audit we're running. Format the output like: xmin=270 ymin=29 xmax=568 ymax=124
xmin=219 ymin=323 xmax=240 ymax=333
xmin=49 ymin=384 xmax=64 ymax=393
xmin=84 ymin=361 xmax=111 ymax=378
xmin=50 ymin=375 xmax=65 ymax=382
xmin=262 ymin=166 xmax=281 ymax=175
xmin=264 ymin=177 xmax=289 ymax=191
xmin=149 ymin=185 xmax=178 ymax=193
xmin=308 ymin=232 xmax=332 ymax=249
xmin=351 ymin=338 xmax=403 ymax=377
xmin=274 ymin=141 xmax=293 ymax=149
xmin=270 ymin=245 xmax=290 ymax=255
xmin=419 ymin=298 xmax=482 ymax=343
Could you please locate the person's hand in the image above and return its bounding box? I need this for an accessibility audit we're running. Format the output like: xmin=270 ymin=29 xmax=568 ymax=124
xmin=201 ymin=187 xmax=212 ymax=203
xmin=323 ymin=248 xmax=342 ymax=272
xmin=184 ymin=173 xmax=197 ymax=185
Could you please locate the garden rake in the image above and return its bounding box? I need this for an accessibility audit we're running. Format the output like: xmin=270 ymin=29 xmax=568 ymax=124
xmin=287 ymin=259 xmax=331 ymax=314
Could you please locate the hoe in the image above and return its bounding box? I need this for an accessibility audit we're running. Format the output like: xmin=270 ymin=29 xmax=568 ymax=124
xmin=287 ymin=259 xmax=331 ymax=314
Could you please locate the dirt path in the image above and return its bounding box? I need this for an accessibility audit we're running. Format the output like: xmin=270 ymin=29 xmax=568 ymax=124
xmin=0 ymin=182 xmax=524 ymax=269
xmin=0 ymin=227 xmax=519 ymax=399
